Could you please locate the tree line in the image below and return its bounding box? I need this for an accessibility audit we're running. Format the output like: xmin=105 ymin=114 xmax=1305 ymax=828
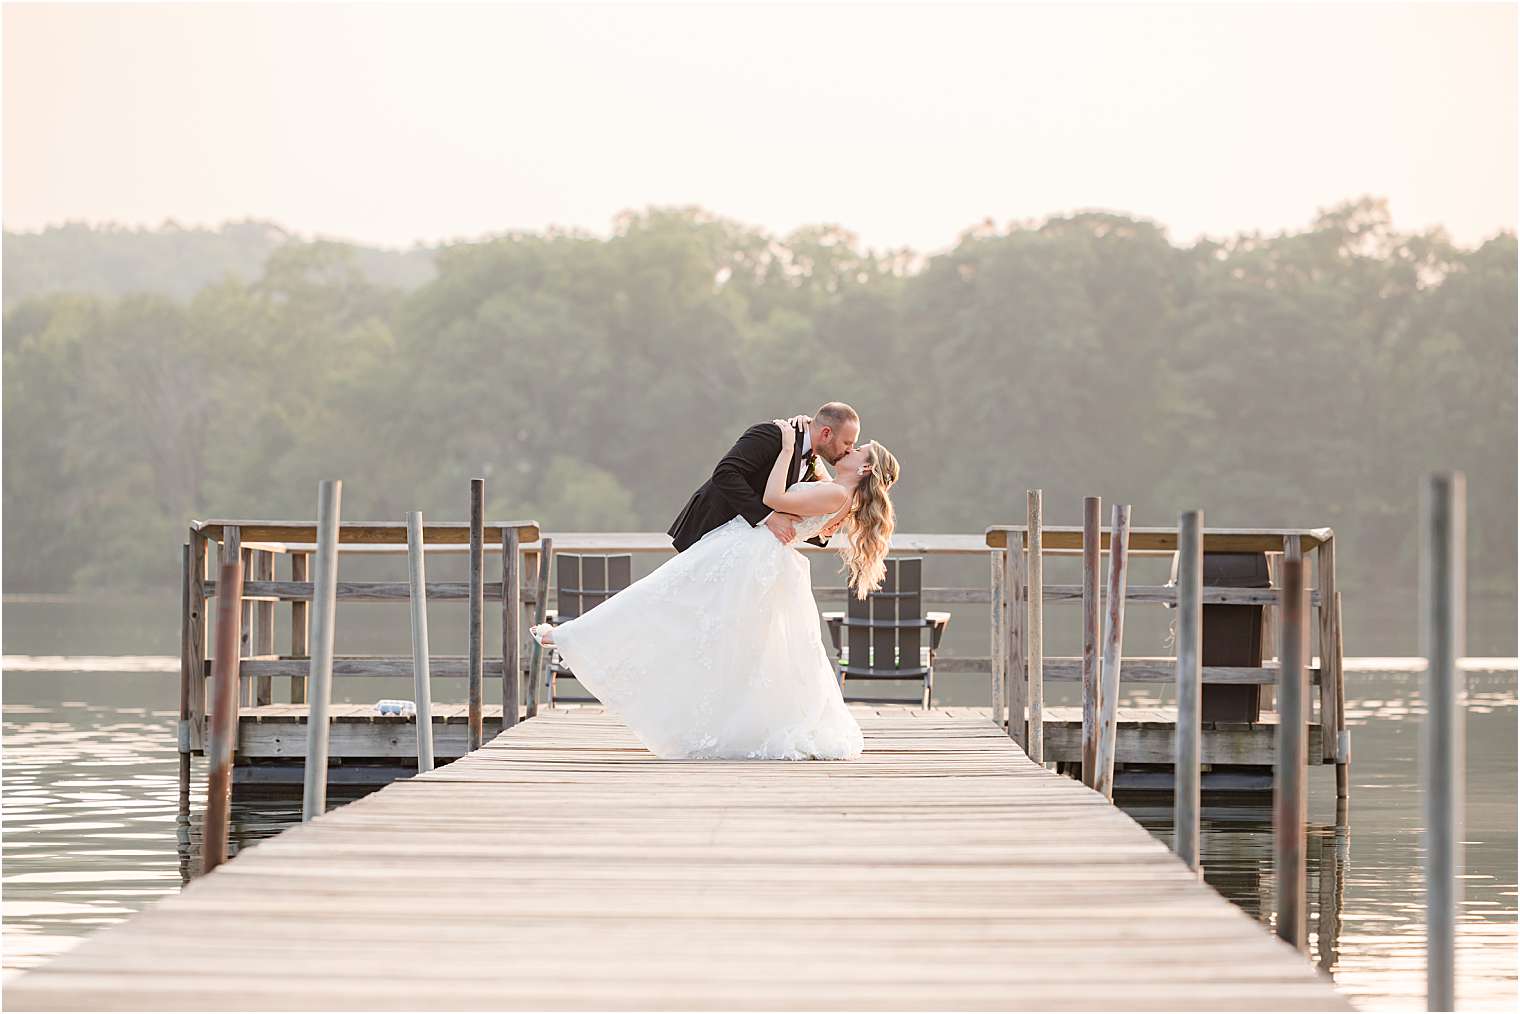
xmin=4 ymin=198 xmax=1515 ymax=647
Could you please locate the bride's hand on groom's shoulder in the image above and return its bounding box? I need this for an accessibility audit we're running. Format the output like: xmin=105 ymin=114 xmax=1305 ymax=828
xmin=772 ymin=419 xmax=796 ymax=449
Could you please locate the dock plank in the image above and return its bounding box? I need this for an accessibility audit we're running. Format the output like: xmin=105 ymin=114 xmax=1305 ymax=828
xmin=5 ymin=708 xmax=1350 ymax=1011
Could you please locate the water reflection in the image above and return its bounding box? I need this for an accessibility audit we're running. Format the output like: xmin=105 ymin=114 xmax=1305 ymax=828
xmin=0 ymin=701 xmax=358 ymax=977
xmin=2 ymin=667 xmax=1517 ymax=1010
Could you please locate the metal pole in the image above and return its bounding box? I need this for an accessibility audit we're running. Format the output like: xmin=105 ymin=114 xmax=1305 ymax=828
xmin=1275 ymin=552 xmax=1308 ymax=951
xmin=203 ymin=558 xmax=244 ymax=875
xmin=1173 ymin=509 xmax=1203 ymax=872
xmin=1423 ymin=472 xmax=1466 ymax=1012
xmin=302 ymin=479 xmax=342 ymax=822
xmin=406 ymin=511 xmax=436 ymax=774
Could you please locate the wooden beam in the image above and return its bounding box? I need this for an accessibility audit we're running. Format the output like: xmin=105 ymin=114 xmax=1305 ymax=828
xmin=1026 ymin=490 xmax=1044 ymax=765
xmin=1081 ymin=496 xmax=1102 ymax=788
xmin=1004 ymin=537 xmax=1027 ymax=750
xmin=1174 ymin=510 xmax=1203 ymax=873
xmin=185 ymin=530 xmax=209 ymax=752
xmin=302 ymin=480 xmax=342 ymax=823
xmin=989 ymin=550 xmax=1005 ymax=728
xmin=1316 ymin=538 xmax=1340 ymax=762
xmin=501 ymin=528 xmax=521 ymax=734
xmin=252 ymin=550 xmax=275 ymax=706
xmin=289 ymin=553 xmax=310 ymax=705
xmin=405 ymin=511 xmax=436 ymax=774
xmin=1094 ymin=504 xmax=1132 ymax=800
xmin=1275 ymin=553 xmax=1309 ymax=952
xmin=468 ymin=479 xmax=485 ymax=751
xmin=203 ymin=557 xmax=243 ymax=875
xmin=193 ymin=520 xmax=540 ymax=545
xmin=986 ymin=525 xmax=1333 ymax=553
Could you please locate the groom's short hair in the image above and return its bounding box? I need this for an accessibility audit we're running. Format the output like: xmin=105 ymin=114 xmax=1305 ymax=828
xmin=815 ymin=402 xmax=859 ymax=430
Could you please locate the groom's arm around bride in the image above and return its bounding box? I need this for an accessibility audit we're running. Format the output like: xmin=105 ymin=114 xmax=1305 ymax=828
xmin=667 ymin=412 xmax=838 ymax=552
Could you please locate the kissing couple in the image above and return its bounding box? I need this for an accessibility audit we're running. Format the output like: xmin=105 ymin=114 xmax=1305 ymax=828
xmin=532 ymin=402 xmax=900 ymax=760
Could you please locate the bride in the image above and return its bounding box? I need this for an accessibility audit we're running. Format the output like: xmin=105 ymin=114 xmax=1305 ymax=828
xmin=531 ymin=421 xmax=900 ymax=760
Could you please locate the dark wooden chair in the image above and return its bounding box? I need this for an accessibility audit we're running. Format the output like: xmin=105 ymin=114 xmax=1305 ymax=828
xmin=821 ymin=557 xmax=950 ymax=709
xmin=543 ymin=553 xmax=632 ymax=705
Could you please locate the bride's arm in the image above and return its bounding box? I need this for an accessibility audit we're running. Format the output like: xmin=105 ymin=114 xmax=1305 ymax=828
xmin=815 ymin=500 xmax=852 ymax=540
xmin=762 ymin=421 xmax=848 ymax=515
xmin=761 ymin=420 xmax=797 ymax=508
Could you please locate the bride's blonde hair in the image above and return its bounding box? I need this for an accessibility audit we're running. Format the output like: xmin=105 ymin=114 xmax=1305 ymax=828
xmin=840 ymin=441 xmax=900 ymax=599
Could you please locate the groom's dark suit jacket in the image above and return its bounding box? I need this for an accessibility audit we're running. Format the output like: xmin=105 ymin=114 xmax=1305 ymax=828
xmin=668 ymin=421 xmax=832 ymax=553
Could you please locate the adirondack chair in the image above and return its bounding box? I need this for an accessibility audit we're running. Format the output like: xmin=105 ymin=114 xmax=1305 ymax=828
xmin=542 ymin=553 xmax=633 ymax=705
xmin=821 ymin=557 xmax=950 ymax=708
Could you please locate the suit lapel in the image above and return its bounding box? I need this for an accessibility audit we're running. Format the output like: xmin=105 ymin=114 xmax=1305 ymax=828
xmin=789 ymin=424 xmax=806 ymax=486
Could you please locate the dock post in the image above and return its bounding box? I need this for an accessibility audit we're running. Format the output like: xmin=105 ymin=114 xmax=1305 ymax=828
xmin=1316 ymin=537 xmax=1342 ymax=770
xmin=1334 ymin=590 xmax=1350 ymax=800
xmin=502 ymin=527 xmax=522 ymax=732
xmin=220 ymin=527 xmax=246 ymax=706
xmin=1094 ymin=503 xmax=1131 ymax=800
xmin=1174 ymin=509 xmax=1203 ymax=872
xmin=203 ymin=557 xmax=244 ymax=875
xmin=1081 ymin=496 xmax=1101 ymax=787
xmin=1275 ymin=544 xmax=1308 ymax=951
xmin=1026 ymin=490 xmax=1044 ymax=764
xmin=1094 ymin=507 xmax=1130 ymax=802
xmin=989 ymin=547 xmax=1005 ymax=729
xmin=290 ymin=552 xmax=310 ymax=704
xmin=187 ymin=530 xmax=209 ymax=754
xmin=406 ymin=511 xmax=436 ymax=774
xmin=302 ymin=479 xmax=342 ymax=822
xmin=1422 ymin=472 xmax=1466 ymax=1013
xmin=527 ymin=538 xmax=553 ymax=716
xmin=178 ymin=544 xmax=193 ymax=818
xmin=1004 ymin=533 xmax=1028 ymax=749
xmin=252 ymin=549 xmax=274 ymax=706
xmin=468 ymin=479 xmax=485 ymax=749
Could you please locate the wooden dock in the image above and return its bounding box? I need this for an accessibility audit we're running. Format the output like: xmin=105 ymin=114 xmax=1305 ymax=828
xmin=7 ymin=707 xmax=1350 ymax=1011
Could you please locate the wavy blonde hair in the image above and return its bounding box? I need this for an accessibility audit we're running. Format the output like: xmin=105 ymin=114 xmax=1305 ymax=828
xmin=839 ymin=441 xmax=900 ymax=599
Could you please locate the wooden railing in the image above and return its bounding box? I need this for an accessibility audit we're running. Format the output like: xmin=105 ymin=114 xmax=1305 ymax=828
xmin=985 ymin=513 xmax=1349 ymax=799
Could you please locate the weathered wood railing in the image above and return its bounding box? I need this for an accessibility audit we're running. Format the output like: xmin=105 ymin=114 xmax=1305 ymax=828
xmin=986 ymin=518 xmax=1349 ymax=797
xmin=180 ymin=515 xmax=542 ymax=783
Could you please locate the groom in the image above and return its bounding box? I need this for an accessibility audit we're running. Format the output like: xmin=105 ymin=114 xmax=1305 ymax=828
xmin=668 ymin=402 xmax=861 ymax=551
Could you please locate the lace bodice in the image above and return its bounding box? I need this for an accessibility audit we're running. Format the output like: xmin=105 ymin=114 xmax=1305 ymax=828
xmin=783 ymin=481 xmax=837 ymax=544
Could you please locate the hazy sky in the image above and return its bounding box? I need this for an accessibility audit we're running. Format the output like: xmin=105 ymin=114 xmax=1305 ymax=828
xmin=4 ymin=1 xmax=1516 ymax=253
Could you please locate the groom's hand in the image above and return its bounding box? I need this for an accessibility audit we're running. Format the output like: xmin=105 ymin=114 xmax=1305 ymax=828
xmin=763 ymin=512 xmax=799 ymax=544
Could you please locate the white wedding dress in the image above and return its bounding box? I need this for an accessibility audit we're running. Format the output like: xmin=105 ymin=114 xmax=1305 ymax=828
xmin=546 ymin=482 xmax=865 ymax=761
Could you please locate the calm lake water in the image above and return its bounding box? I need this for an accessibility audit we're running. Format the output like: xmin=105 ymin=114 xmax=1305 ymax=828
xmin=2 ymin=596 xmax=1517 ymax=1010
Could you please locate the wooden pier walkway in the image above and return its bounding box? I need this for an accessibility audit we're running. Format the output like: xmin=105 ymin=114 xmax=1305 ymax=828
xmin=7 ymin=708 xmax=1349 ymax=1011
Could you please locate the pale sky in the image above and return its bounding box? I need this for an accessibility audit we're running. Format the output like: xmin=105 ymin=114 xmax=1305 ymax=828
xmin=3 ymin=1 xmax=1516 ymax=252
